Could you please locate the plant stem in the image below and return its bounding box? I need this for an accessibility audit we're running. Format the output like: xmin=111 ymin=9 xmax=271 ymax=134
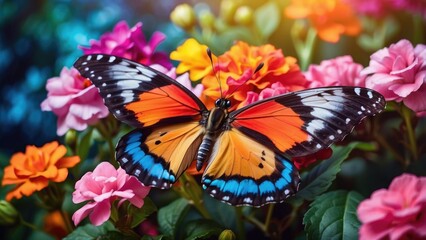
xmin=20 ymin=218 xmax=40 ymax=231
xmin=264 ymin=203 xmax=274 ymax=232
xmin=60 ymin=210 xmax=74 ymax=233
xmin=291 ymin=22 xmax=317 ymax=71
xmin=235 ymin=207 xmax=246 ymax=240
xmin=401 ymin=105 xmax=418 ymax=161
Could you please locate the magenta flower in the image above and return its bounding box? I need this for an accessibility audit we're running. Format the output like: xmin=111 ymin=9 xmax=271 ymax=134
xmin=72 ymin=162 xmax=150 ymax=226
xmin=363 ymin=39 xmax=426 ymax=116
xmin=305 ymin=56 xmax=366 ymax=88
xmin=357 ymin=173 xmax=426 ymax=240
xmin=41 ymin=67 xmax=109 ymax=136
xmin=81 ymin=21 xmax=172 ymax=69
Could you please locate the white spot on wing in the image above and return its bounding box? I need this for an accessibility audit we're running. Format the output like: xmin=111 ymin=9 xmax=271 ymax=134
xmin=337 ymin=129 xmax=342 ymax=134
xmin=211 ymin=189 xmax=216 ymax=195
xmin=222 ymin=196 xmax=230 ymax=201
xmin=354 ymin=87 xmax=361 ymax=96
xmin=117 ymin=80 xmax=140 ymax=88
xmin=87 ymin=55 xmax=92 ymax=61
xmin=346 ymin=118 xmax=351 ymax=124
xmin=329 ymin=135 xmax=335 ymax=140
xmin=134 ymin=169 xmax=141 ymax=176
xmin=284 ymin=189 xmax=290 ymax=195
xmin=243 ymin=197 xmax=253 ymax=204
xmin=109 ymin=56 xmax=116 ymax=62
xmin=96 ymin=55 xmax=103 ymax=60
xmin=306 ymin=119 xmax=325 ymax=135
xmin=367 ymin=91 xmax=373 ymax=99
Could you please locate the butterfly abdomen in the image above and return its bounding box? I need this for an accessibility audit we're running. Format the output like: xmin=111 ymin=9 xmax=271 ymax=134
xmin=196 ymin=106 xmax=229 ymax=171
xmin=196 ymin=134 xmax=214 ymax=170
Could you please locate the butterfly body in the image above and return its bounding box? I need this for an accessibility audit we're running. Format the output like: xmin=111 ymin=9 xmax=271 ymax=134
xmin=197 ymin=99 xmax=231 ymax=171
xmin=74 ymin=54 xmax=386 ymax=207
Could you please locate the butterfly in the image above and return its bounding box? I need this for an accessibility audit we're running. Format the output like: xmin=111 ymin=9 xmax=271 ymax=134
xmin=74 ymin=54 xmax=385 ymax=207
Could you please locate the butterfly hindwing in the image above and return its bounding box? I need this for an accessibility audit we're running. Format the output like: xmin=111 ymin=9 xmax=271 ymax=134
xmin=230 ymin=87 xmax=385 ymax=157
xmin=202 ymin=128 xmax=300 ymax=206
xmin=73 ymin=54 xmax=207 ymax=128
xmin=117 ymin=122 xmax=204 ymax=189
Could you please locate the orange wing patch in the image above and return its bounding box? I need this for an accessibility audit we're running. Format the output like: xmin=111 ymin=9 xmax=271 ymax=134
xmin=201 ymin=128 xmax=300 ymax=206
xmin=144 ymin=122 xmax=205 ymax=177
xmin=204 ymin=128 xmax=278 ymax=179
xmin=126 ymin=85 xmax=202 ymax=126
xmin=231 ymin=101 xmax=308 ymax=152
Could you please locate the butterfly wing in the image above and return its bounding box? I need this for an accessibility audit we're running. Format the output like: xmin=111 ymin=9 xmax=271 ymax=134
xmin=73 ymin=54 xmax=207 ymax=188
xmin=202 ymin=86 xmax=384 ymax=206
xmin=201 ymin=128 xmax=300 ymax=206
xmin=229 ymin=86 xmax=385 ymax=157
xmin=73 ymin=54 xmax=207 ymax=128
xmin=117 ymin=122 xmax=204 ymax=188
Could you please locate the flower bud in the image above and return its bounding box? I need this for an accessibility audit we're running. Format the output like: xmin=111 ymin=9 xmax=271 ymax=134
xmin=65 ymin=129 xmax=77 ymax=149
xmin=218 ymin=229 xmax=236 ymax=240
xmin=198 ymin=10 xmax=216 ymax=29
xmin=234 ymin=6 xmax=254 ymax=25
xmin=220 ymin=0 xmax=241 ymax=24
xmin=170 ymin=4 xmax=197 ymax=31
xmin=0 ymin=200 xmax=20 ymax=226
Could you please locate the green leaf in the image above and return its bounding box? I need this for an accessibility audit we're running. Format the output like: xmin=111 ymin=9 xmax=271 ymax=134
xmin=141 ymin=235 xmax=167 ymax=240
xmin=77 ymin=127 xmax=93 ymax=160
xmin=129 ymin=197 xmax=158 ymax=228
xmin=184 ymin=219 xmax=223 ymax=240
xmin=63 ymin=222 xmax=116 ymax=240
xmin=254 ymin=1 xmax=280 ymax=40
xmin=304 ymin=190 xmax=362 ymax=240
xmin=157 ymin=198 xmax=190 ymax=238
xmin=296 ymin=143 xmax=360 ymax=201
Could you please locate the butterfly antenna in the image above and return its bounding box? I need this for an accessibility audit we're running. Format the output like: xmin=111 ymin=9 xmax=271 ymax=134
xmin=207 ymin=48 xmax=223 ymax=99
xmin=226 ymin=62 xmax=264 ymax=99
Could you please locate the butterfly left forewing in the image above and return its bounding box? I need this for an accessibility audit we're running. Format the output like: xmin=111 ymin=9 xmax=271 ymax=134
xmin=230 ymin=86 xmax=385 ymax=157
xmin=201 ymin=128 xmax=300 ymax=206
xmin=74 ymin=54 xmax=207 ymax=128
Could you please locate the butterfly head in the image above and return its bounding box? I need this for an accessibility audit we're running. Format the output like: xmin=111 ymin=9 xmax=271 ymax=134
xmin=215 ymin=98 xmax=231 ymax=109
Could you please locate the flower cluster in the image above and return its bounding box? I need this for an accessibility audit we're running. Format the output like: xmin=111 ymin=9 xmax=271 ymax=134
xmin=171 ymin=39 xmax=308 ymax=109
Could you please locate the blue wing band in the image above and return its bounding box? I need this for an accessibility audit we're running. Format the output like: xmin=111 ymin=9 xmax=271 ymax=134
xmin=116 ymin=129 xmax=177 ymax=189
xmin=202 ymin=155 xmax=300 ymax=207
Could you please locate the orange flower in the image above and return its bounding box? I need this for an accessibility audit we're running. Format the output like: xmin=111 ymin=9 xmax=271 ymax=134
xmin=285 ymin=0 xmax=361 ymax=43
xmin=170 ymin=38 xmax=216 ymax=81
xmin=2 ymin=141 xmax=80 ymax=201
xmin=202 ymin=41 xmax=308 ymax=109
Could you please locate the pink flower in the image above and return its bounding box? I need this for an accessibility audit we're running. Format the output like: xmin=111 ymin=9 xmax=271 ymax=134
xmin=357 ymin=173 xmax=426 ymax=240
xmin=41 ymin=67 xmax=109 ymax=136
xmin=243 ymin=82 xmax=290 ymax=106
xmin=81 ymin=21 xmax=172 ymax=69
xmin=72 ymin=162 xmax=150 ymax=226
xmin=305 ymin=56 xmax=366 ymax=88
xmin=363 ymin=39 xmax=426 ymax=116
xmin=150 ymin=64 xmax=204 ymax=97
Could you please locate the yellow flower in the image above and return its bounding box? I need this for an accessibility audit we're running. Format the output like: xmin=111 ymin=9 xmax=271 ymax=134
xmin=2 ymin=141 xmax=80 ymax=201
xmin=170 ymin=38 xmax=216 ymax=81
xmin=285 ymin=0 xmax=361 ymax=43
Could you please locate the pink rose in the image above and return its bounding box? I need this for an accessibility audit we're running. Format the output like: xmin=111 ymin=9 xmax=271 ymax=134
xmin=363 ymin=39 xmax=426 ymax=116
xmin=81 ymin=21 xmax=172 ymax=69
xmin=244 ymin=82 xmax=290 ymax=106
xmin=41 ymin=67 xmax=109 ymax=136
xmin=72 ymin=162 xmax=150 ymax=226
xmin=357 ymin=173 xmax=426 ymax=240
xmin=305 ymin=56 xmax=366 ymax=88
